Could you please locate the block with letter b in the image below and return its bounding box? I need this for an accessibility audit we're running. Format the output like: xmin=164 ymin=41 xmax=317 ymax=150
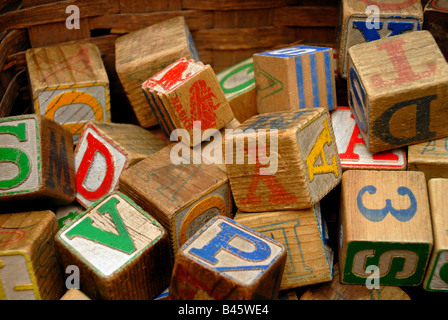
xmin=142 ymin=58 xmax=234 ymax=146
xmin=55 ymin=191 xmax=172 ymax=300
xmin=225 ymin=108 xmax=341 ymax=212
xmin=348 ymin=30 xmax=448 ymax=153
xmin=337 ymin=0 xmax=423 ymax=79
xmin=253 ymin=45 xmax=337 ymax=114
xmin=0 ymin=211 xmax=65 ymax=300
xmin=168 ymin=216 xmax=287 ymax=300
xmin=0 ymin=114 xmax=75 ymax=205
xmin=339 ymin=170 xmax=433 ymax=286
xmin=26 ymin=43 xmax=111 ymax=144
xmin=74 ymin=121 xmax=168 ymax=209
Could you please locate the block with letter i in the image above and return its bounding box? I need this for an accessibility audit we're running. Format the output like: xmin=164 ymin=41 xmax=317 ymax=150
xmin=0 ymin=211 xmax=65 ymax=300
xmin=339 ymin=170 xmax=433 ymax=286
xmin=337 ymin=0 xmax=423 ymax=79
xmin=168 ymin=216 xmax=287 ymax=300
xmin=0 ymin=114 xmax=75 ymax=205
xmin=408 ymin=137 xmax=448 ymax=180
xmin=423 ymin=179 xmax=448 ymax=292
xmin=224 ymin=108 xmax=341 ymax=212
xmin=253 ymin=45 xmax=337 ymax=114
xmin=74 ymin=121 xmax=168 ymax=209
xmin=55 ymin=192 xmax=172 ymax=300
xmin=424 ymin=0 xmax=448 ymax=61
xmin=348 ymin=30 xmax=448 ymax=153
xmin=142 ymin=58 xmax=234 ymax=146
xmin=119 ymin=144 xmax=233 ymax=255
xmin=26 ymin=43 xmax=111 ymax=144
xmin=115 ymin=16 xmax=201 ymax=128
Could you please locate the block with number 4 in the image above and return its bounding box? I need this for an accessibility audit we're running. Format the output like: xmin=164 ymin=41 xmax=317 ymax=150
xmin=55 ymin=192 xmax=172 ymax=300
xmin=339 ymin=170 xmax=433 ymax=286
xmin=169 ymin=216 xmax=287 ymax=300
xmin=225 ymin=108 xmax=341 ymax=212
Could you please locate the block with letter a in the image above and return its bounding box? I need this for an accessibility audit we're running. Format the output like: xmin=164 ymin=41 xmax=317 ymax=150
xmin=168 ymin=216 xmax=287 ymax=300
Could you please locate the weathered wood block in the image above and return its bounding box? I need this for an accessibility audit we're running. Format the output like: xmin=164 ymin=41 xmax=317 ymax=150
xmin=55 ymin=192 xmax=171 ymax=300
xmin=0 ymin=114 xmax=75 ymax=205
xmin=119 ymin=144 xmax=233 ymax=255
xmin=115 ymin=16 xmax=201 ymax=128
xmin=224 ymin=108 xmax=341 ymax=212
xmin=216 ymin=57 xmax=257 ymax=124
xmin=408 ymin=137 xmax=448 ymax=180
xmin=55 ymin=201 xmax=84 ymax=229
xmin=0 ymin=210 xmax=65 ymax=300
xmin=339 ymin=170 xmax=433 ymax=286
xmin=253 ymin=45 xmax=337 ymax=114
xmin=74 ymin=120 xmax=168 ymax=209
xmin=423 ymin=178 xmax=448 ymax=292
xmin=60 ymin=288 xmax=91 ymax=300
xmin=331 ymin=106 xmax=406 ymax=170
xmin=300 ymin=263 xmax=411 ymax=300
xmin=234 ymin=203 xmax=334 ymax=290
xmin=169 ymin=216 xmax=286 ymax=300
xmin=348 ymin=30 xmax=448 ymax=153
xmin=26 ymin=43 xmax=111 ymax=144
xmin=337 ymin=0 xmax=423 ymax=79
xmin=142 ymin=58 xmax=234 ymax=146
xmin=424 ymin=0 xmax=448 ymax=62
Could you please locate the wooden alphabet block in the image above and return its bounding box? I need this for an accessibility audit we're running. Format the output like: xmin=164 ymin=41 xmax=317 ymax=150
xmin=337 ymin=0 xmax=423 ymax=79
xmin=55 ymin=192 xmax=171 ymax=300
xmin=348 ymin=30 xmax=448 ymax=153
xmin=423 ymin=178 xmax=448 ymax=292
xmin=74 ymin=121 xmax=168 ymax=209
xmin=234 ymin=203 xmax=334 ymax=290
xmin=408 ymin=137 xmax=448 ymax=180
xmin=0 ymin=114 xmax=75 ymax=205
xmin=300 ymin=263 xmax=411 ymax=300
xmin=55 ymin=201 xmax=84 ymax=229
xmin=115 ymin=16 xmax=201 ymax=128
xmin=216 ymin=57 xmax=258 ymax=123
xmin=423 ymin=0 xmax=448 ymax=62
xmin=339 ymin=170 xmax=433 ymax=286
xmin=142 ymin=58 xmax=234 ymax=146
xmin=0 ymin=211 xmax=65 ymax=300
xmin=26 ymin=43 xmax=111 ymax=144
xmin=119 ymin=144 xmax=233 ymax=255
xmin=224 ymin=108 xmax=341 ymax=212
xmin=253 ymin=45 xmax=337 ymax=114
xmin=168 ymin=216 xmax=287 ymax=300
xmin=60 ymin=289 xmax=91 ymax=300
xmin=331 ymin=106 xmax=406 ymax=170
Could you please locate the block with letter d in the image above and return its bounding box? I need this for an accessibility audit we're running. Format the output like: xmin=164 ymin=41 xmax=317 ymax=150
xmin=337 ymin=0 xmax=423 ymax=79
xmin=348 ymin=30 xmax=448 ymax=153
xmin=253 ymin=45 xmax=337 ymax=114
xmin=339 ymin=170 xmax=433 ymax=286
xmin=55 ymin=191 xmax=172 ymax=300
xmin=26 ymin=43 xmax=111 ymax=144
xmin=225 ymin=108 xmax=341 ymax=212
xmin=168 ymin=216 xmax=287 ymax=300
xmin=74 ymin=121 xmax=168 ymax=209
xmin=0 ymin=114 xmax=75 ymax=205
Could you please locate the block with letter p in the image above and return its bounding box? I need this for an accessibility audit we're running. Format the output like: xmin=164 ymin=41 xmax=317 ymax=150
xmin=339 ymin=170 xmax=433 ymax=286
xmin=348 ymin=30 xmax=448 ymax=153
xmin=169 ymin=216 xmax=287 ymax=300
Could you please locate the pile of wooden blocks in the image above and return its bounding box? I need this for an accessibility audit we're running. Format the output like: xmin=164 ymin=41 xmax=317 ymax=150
xmin=1 ymin=0 xmax=448 ymax=301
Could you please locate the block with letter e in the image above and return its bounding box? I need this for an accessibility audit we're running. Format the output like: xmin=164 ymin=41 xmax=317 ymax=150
xmin=0 ymin=211 xmax=65 ymax=300
xmin=142 ymin=58 xmax=234 ymax=146
xmin=0 ymin=114 xmax=75 ymax=205
xmin=55 ymin=191 xmax=171 ymax=300
xmin=224 ymin=108 xmax=341 ymax=212
xmin=339 ymin=170 xmax=433 ymax=286
xmin=337 ymin=0 xmax=423 ymax=79
xmin=168 ymin=216 xmax=286 ymax=300
xmin=74 ymin=121 xmax=168 ymax=209
xmin=348 ymin=30 xmax=448 ymax=153
xmin=26 ymin=43 xmax=111 ymax=144
xmin=253 ymin=45 xmax=337 ymax=114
